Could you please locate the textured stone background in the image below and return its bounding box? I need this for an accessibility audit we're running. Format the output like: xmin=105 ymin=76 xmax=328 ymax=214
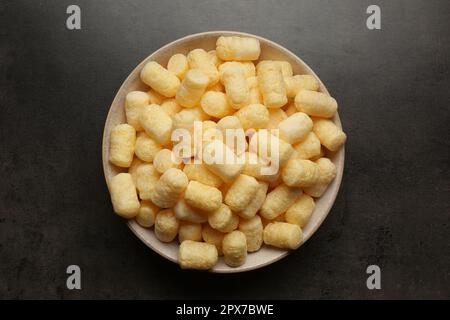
xmin=0 ymin=0 xmax=449 ymax=299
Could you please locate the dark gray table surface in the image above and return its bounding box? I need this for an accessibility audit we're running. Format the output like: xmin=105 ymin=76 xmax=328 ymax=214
xmin=1 ymin=0 xmax=449 ymax=299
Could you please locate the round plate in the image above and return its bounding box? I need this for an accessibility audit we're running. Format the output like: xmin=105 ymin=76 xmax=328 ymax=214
xmin=102 ymin=31 xmax=345 ymax=273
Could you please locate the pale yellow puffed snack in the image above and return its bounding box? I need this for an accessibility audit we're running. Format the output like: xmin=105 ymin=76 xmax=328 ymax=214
xmin=208 ymin=50 xmax=222 ymax=67
xmin=139 ymin=104 xmax=173 ymax=146
xmin=184 ymin=180 xmax=223 ymax=212
xmin=237 ymin=181 xmax=269 ymax=219
xmin=222 ymin=230 xmax=247 ymax=267
xmin=202 ymin=140 xmax=245 ymax=183
xmin=167 ymin=53 xmax=189 ymax=80
xmin=311 ymin=146 xmax=326 ymax=161
xmin=219 ymin=61 xmax=256 ymax=79
xmin=216 ymin=116 xmax=248 ymax=156
xmin=109 ymin=124 xmax=136 ymax=168
xmin=268 ymin=174 xmax=284 ymax=189
xmin=295 ymin=90 xmax=337 ymax=118
xmin=224 ymin=174 xmax=260 ymax=212
xmin=278 ymin=112 xmax=313 ymax=145
xmin=128 ymin=157 xmax=143 ymax=186
xmin=234 ymin=104 xmax=270 ymax=130
xmin=178 ymin=240 xmax=218 ymax=270
xmin=283 ymin=101 xmax=297 ymax=116
xmin=285 ymin=194 xmax=315 ymax=228
xmin=304 ymin=157 xmax=337 ymax=197
xmin=246 ymin=76 xmax=263 ymax=105
xmin=312 ymin=119 xmax=347 ymax=151
xmin=174 ymin=198 xmax=208 ymax=223
xmin=292 ymin=132 xmax=321 ymax=160
xmin=239 ymin=215 xmax=263 ymax=252
xmin=160 ymin=98 xmax=182 ymax=117
xmin=187 ymin=48 xmax=220 ymax=86
xmin=266 ymin=109 xmax=288 ymax=130
xmin=257 ymin=61 xmax=287 ymax=108
xmin=216 ymin=36 xmax=261 ymax=61
xmin=150 ymin=168 xmax=188 ymax=208
xmin=200 ymin=91 xmax=233 ymax=118
xmin=261 ymin=213 xmax=286 ymax=227
xmin=285 ymin=75 xmax=320 ymax=98
xmin=200 ymin=121 xmax=222 ymax=149
xmin=254 ymin=60 xmax=291 ymax=78
xmin=147 ymin=89 xmax=165 ymax=105
xmin=173 ymin=107 xmax=209 ymax=131
xmin=140 ymin=61 xmax=180 ymax=97
xmin=282 ymin=159 xmax=320 ymax=187
xmin=109 ymin=173 xmax=140 ymax=219
xmin=198 ymin=120 xmax=218 ymax=143
xmin=176 ymin=69 xmax=209 ymax=108
xmin=221 ymin=64 xmax=249 ymax=109
xmin=202 ymin=224 xmax=225 ymax=255
xmin=183 ymin=163 xmax=223 ymax=188
xmin=203 ymin=119 xmax=220 ymax=133
xmin=153 ymin=149 xmax=181 ymax=174
xmin=276 ymin=61 xmax=293 ymax=77
xmin=249 ymin=130 xmax=294 ymax=168
xmin=208 ymin=81 xmax=225 ymax=92
xmin=242 ymin=152 xmax=279 ymax=183
xmin=260 ymin=183 xmax=302 ymax=220
xmin=155 ymin=209 xmax=179 ymax=242
xmin=136 ymin=200 xmax=160 ymax=228
xmin=263 ymin=222 xmax=302 ymax=249
xmin=134 ymin=132 xmax=162 ymax=162
xmin=216 ymin=115 xmax=243 ymax=133
xmin=178 ymin=222 xmax=202 ymax=242
xmin=136 ymin=163 xmax=160 ymax=200
xmin=125 ymin=91 xmax=149 ymax=131
xmin=208 ymin=204 xmax=239 ymax=233
xmin=246 ymin=75 xmax=258 ymax=88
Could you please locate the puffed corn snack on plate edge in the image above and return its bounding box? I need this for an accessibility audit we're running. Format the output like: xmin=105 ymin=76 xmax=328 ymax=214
xmin=102 ymin=31 xmax=345 ymax=273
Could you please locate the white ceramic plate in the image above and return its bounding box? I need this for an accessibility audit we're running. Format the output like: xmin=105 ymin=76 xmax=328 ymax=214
xmin=102 ymin=31 xmax=345 ymax=273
